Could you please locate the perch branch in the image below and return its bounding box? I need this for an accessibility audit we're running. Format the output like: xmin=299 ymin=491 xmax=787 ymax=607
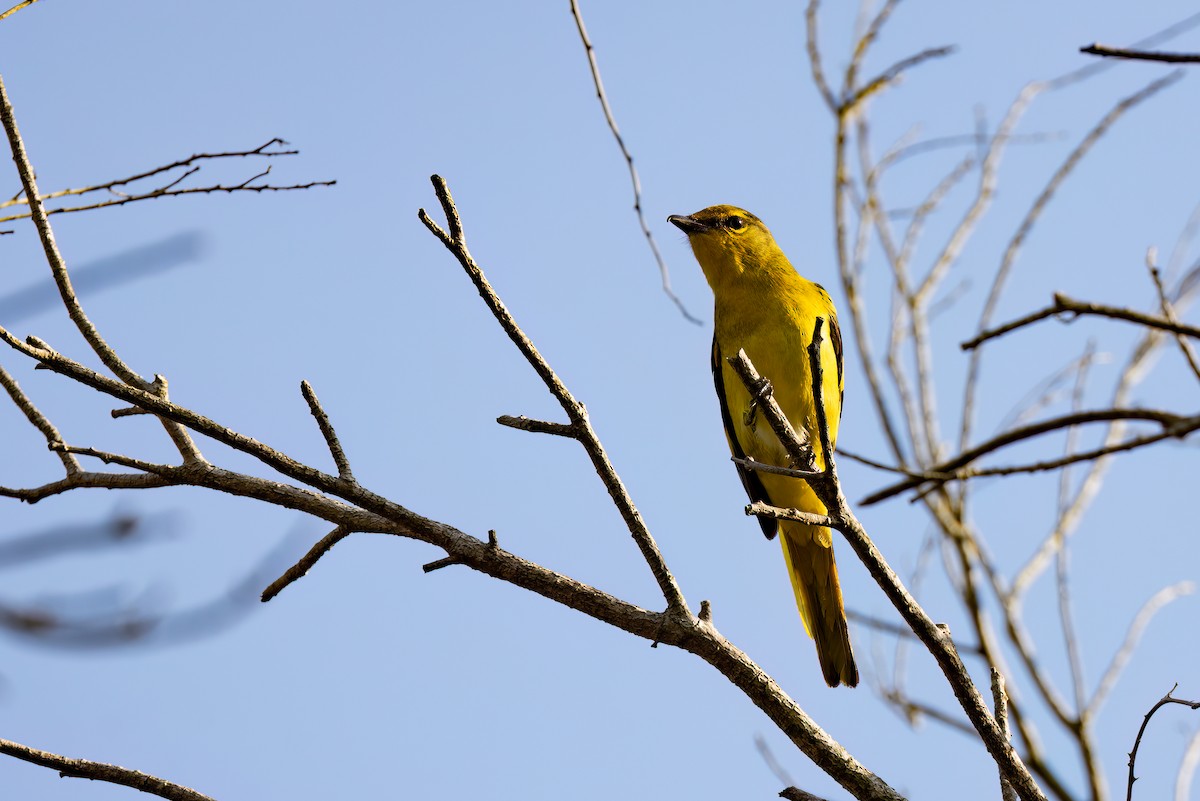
xmin=727 ymin=328 xmax=1046 ymax=801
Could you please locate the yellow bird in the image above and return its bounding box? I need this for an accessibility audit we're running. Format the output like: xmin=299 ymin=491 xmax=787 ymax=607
xmin=669 ymin=205 xmax=858 ymax=687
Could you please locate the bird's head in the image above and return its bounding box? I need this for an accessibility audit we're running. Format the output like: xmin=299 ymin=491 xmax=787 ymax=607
xmin=668 ymin=205 xmax=784 ymax=292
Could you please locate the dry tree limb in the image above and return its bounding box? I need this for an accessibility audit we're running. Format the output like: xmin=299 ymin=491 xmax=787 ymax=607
xmin=0 ymin=737 xmax=216 ymax=801
xmin=568 ymin=0 xmax=699 ymax=324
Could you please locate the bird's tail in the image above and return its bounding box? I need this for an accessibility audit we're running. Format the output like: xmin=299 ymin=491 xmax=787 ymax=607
xmin=780 ymin=521 xmax=858 ymax=687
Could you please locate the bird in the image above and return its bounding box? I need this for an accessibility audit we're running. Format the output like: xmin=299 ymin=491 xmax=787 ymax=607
xmin=669 ymin=205 xmax=858 ymax=687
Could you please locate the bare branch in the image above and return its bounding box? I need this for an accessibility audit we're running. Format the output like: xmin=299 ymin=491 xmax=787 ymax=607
xmin=804 ymin=0 xmax=837 ymax=112
xmin=863 ymin=408 xmax=1194 ymax=504
xmin=0 ymin=70 xmax=208 ymax=465
xmin=958 ymin=71 xmax=1182 ymax=449
xmin=1081 ymin=44 xmax=1200 ymax=63
xmin=0 ymin=138 xmax=334 ymax=223
xmin=568 ymin=0 xmax=699 ymax=324
xmin=0 ymin=737 xmax=216 ymax=801
xmin=0 ymin=470 xmax=175 ymax=503
xmin=300 ymin=380 xmax=354 ymax=482
xmin=0 ymin=0 xmax=40 ymax=22
xmin=1128 ymin=687 xmax=1200 ymax=801
xmin=1175 ymin=727 xmax=1200 ymax=801
xmin=1146 ymin=252 xmax=1200 ymax=383
xmin=849 ymin=46 xmax=957 ymax=111
xmin=496 ymin=414 xmax=577 ymax=438
xmin=261 ymin=526 xmax=353 ymax=602
xmin=991 ymin=669 xmax=1018 ymax=801
xmin=746 ymin=500 xmax=838 ymax=529
xmin=780 ymin=788 xmax=832 ymax=801
xmin=0 ymin=363 xmax=79 ymax=474
xmin=419 ymin=175 xmax=688 ymax=615
xmin=963 ymin=292 xmax=1200 ymax=350
xmin=1088 ymin=582 xmax=1196 ymax=719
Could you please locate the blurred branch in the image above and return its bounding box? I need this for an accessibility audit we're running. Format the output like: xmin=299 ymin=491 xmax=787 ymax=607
xmin=1081 ymin=44 xmax=1200 ymax=63
xmin=1145 ymin=252 xmax=1200 ymax=383
xmin=1175 ymin=727 xmax=1200 ymax=801
xmin=0 ymin=0 xmax=40 ymax=22
xmin=1087 ymin=582 xmax=1196 ymax=719
xmin=0 ymin=520 xmax=310 ymax=647
xmin=992 ymin=669 xmax=1018 ymax=801
xmin=958 ymin=70 xmax=1181 ymax=452
xmin=0 ymin=509 xmax=157 ymax=569
xmin=568 ymin=0 xmax=699 ymax=324
xmin=0 ymin=137 xmax=334 ymax=223
xmin=0 ymin=738 xmax=216 ymax=800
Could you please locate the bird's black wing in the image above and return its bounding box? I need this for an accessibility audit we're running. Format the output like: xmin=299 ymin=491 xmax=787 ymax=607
xmin=830 ymin=311 xmax=844 ymax=417
xmin=712 ymin=337 xmax=777 ymax=540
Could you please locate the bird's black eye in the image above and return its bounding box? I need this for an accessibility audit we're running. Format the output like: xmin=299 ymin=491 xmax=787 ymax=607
xmin=726 ymin=216 xmax=746 ymax=230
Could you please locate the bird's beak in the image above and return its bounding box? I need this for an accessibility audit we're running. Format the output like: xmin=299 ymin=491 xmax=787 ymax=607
xmin=668 ymin=214 xmax=706 ymax=235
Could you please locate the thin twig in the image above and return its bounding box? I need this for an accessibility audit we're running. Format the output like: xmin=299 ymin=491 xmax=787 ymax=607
xmin=863 ymin=407 xmax=1193 ymax=504
xmin=746 ymin=500 xmax=837 ymax=529
xmin=1128 ymin=687 xmax=1200 ymax=801
xmin=963 ymin=292 xmax=1200 ymax=350
xmin=301 ymin=380 xmax=355 ymax=481
xmin=261 ymin=525 xmax=353 ymax=602
xmin=0 ymin=737 xmax=217 ymax=801
xmin=0 ymin=178 xmax=336 ymax=223
xmin=849 ymin=46 xmax=957 ymax=111
xmin=568 ymin=0 xmax=699 ymax=324
xmin=1082 ymin=44 xmax=1200 ymax=63
xmin=0 ymin=364 xmax=79 ymax=474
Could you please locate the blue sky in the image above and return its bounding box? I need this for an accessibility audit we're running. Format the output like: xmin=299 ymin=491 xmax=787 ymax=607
xmin=2 ymin=2 xmax=1199 ymax=799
